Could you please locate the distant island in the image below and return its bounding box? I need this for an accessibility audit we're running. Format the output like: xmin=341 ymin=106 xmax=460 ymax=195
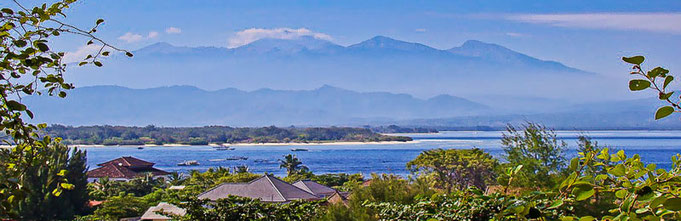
xmin=43 ymin=125 xmax=412 ymax=146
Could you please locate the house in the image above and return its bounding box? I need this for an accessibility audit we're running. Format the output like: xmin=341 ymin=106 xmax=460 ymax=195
xmin=292 ymin=180 xmax=337 ymax=198
xmin=140 ymin=202 xmax=186 ymax=221
xmin=87 ymin=156 xmax=170 ymax=182
xmin=326 ymin=191 xmax=351 ymax=205
xmin=198 ymin=175 xmax=322 ymax=202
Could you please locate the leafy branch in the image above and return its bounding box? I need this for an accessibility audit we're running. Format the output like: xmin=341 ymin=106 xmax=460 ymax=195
xmin=623 ymin=56 xmax=678 ymax=120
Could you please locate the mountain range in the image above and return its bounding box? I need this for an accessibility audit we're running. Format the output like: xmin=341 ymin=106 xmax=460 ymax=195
xmin=66 ymin=36 xmax=606 ymax=102
xmin=24 ymin=85 xmax=677 ymax=128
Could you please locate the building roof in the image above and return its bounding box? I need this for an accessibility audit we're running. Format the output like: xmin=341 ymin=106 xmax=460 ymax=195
xmin=141 ymin=202 xmax=186 ymax=220
xmin=97 ymin=156 xmax=155 ymax=167
xmin=88 ymin=157 xmax=169 ymax=179
xmin=292 ymin=180 xmax=337 ymax=197
xmin=198 ymin=175 xmax=320 ymax=202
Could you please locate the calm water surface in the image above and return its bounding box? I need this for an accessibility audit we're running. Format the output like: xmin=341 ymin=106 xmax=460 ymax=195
xmin=83 ymin=130 xmax=681 ymax=177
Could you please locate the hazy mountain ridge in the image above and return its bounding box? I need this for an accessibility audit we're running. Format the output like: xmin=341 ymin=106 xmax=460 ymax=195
xmin=24 ymin=85 xmax=490 ymax=126
xmin=67 ymin=35 xmax=602 ymax=100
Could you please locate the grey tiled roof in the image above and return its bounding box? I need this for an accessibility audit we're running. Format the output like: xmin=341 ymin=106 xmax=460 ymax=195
xmin=141 ymin=202 xmax=186 ymax=220
xmin=292 ymin=180 xmax=337 ymax=197
xmin=198 ymin=175 xmax=320 ymax=202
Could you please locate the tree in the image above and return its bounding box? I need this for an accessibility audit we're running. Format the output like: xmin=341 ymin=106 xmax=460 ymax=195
xmin=501 ymin=122 xmax=567 ymax=189
xmin=279 ymin=154 xmax=309 ymax=176
xmin=8 ymin=140 xmax=89 ymax=220
xmin=0 ymin=0 xmax=129 ymax=218
xmin=622 ymin=56 xmax=679 ymax=120
xmin=407 ymin=148 xmax=499 ymax=192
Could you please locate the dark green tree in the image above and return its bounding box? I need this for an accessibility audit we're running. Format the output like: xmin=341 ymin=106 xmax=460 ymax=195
xmin=279 ymin=154 xmax=309 ymax=176
xmin=407 ymin=148 xmax=499 ymax=192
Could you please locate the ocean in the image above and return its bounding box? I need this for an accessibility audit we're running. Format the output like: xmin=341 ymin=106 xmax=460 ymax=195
xmin=83 ymin=130 xmax=681 ymax=177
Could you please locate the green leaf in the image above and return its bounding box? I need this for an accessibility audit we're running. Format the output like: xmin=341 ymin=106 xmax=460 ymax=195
xmin=6 ymin=100 xmax=26 ymax=111
xmin=58 ymin=91 xmax=66 ymax=98
xmin=56 ymin=170 xmax=67 ymax=176
xmin=52 ymin=188 xmax=62 ymax=197
xmin=663 ymin=198 xmax=681 ymax=211
xmin=664 ymin=76 xmax=674 ymax=89
xmin=623 ymin=56 xmax=645 ymax=65
xmin=654 ymin=106 xmax=674 ymax=120
xmin=650 ymin=196 xmax=667 ymax=208
xmin=125 ymin=52 xmax=134 ymax=57
xmin=96 ymin=18 xmax=104 ymax=25
xmin=609 ymin=164 xmax=626 ymax=177
xmin=659 ymin=92 xmax=673 ymax=100
xmin=615 ymin=189 xmax=628 ymax=199
xmin=548 ymin=199 xmax=564 ymax=209
xmin=572 ymin=184 xmax=595 ymax=201
xmin=569 ymin=158 xmax=579 ymax=171
xmin=35 ymin=42 xmax=49 ymax=52
xmin=1 ymin=8 xmax=14 ymax=15
xmin=648 ymin=67 xmax=669 ymax=78
xmin=578 ymin=216 xmax=595 ymax=221
xmin=629 ymin=79 xmax=651 ymax=91
xmin=60 ymin=183 xmax=74 ymax=190
xmin=93 ymin=61 xmax=102 ymax=67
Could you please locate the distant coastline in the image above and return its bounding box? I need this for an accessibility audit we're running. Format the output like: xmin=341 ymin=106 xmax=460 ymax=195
xmin=64 ymin=140 xmax=420 ymax=148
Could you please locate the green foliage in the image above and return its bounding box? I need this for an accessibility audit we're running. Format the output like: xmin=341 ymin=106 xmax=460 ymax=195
xmin=280 ymin=154 xmax=310 ymax=177
xmin=407 ymin=148 xmax=499 ymax=192
xmin=623 ymin=55 xmax=679 ymax=120
xmin=42 ymin=125 xmax=413 ymax=145
xmin=3 ymin=141 xmax=90 ymax=220
xmin=92 ymin=194 xmax=147 ymax=220
xmin=500 ymin=123 xmax=567 ymax=189
xmin=177 ymin=196 xmax=323 ymax=221
xmin=0 ymin=1 xmax=127 ymax=218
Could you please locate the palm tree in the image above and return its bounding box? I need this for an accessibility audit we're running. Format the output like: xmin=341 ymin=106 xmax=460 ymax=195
xmin=166 ymin=171 xmax=185 ymax=186
xmin=279 ymin=154 xmax=308 ymax=176
xmin=234 ymin=165 xmax=249 ymax=173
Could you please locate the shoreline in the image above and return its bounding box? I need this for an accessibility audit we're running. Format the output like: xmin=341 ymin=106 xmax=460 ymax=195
xmin=54 ymin=140 xmax=420 ymax=148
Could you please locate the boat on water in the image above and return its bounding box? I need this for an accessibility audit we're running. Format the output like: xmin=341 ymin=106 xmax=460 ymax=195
xmin=137 ymin=146 xmax=144 ymax=150
xmin=215 ymin=147 xmax=235 ymax=151
xmin=253 ymin=159 xmax=274 ymax=163
xmin=225 ymin=156 xmax=248 ymax=161
xmin=177 ymin=160 xmax=199 ymax=166
xmin=291 ymin=148 xmax=309 ymax=151
xmin=208 ymin=159 xmax=226 ymax=162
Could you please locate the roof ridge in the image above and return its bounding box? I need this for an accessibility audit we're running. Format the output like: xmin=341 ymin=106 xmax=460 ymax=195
xmin=292 ymin=181 xmax=313 ymax=194
xmin=264 ymin=175 xmax=286 ymax=201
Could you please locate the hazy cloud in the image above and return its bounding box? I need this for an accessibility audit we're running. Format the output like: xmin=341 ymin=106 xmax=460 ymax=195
xmin=63 ymin=44 xmax=102 ymax=63
xmin=415 ymin=28 xmax=427 ymax=33
xmin=228 ymin=28 xmax=332 ymax=48
xmin=506 ymin=13 xmax=681 ymax=34
xmin=505 ymin=32 xmax=527 ymax=37
xmin=118 ymin=31 xmax=160 ymax=43
xmin=166 ymin=27 xmax=182 ymax=34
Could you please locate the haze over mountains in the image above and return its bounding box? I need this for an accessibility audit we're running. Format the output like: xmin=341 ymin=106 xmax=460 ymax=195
xmin=34 ymin=35 xmax=673 ymax=128
xmin=67 ymin=36 xmax=606 ymax=101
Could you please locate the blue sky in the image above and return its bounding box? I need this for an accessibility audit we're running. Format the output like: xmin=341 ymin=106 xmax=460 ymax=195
xmin=8 ymin=0 xmax=681 ymax=78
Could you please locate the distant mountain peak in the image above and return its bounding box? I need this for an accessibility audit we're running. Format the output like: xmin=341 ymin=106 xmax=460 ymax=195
xmin=234 ymin=36 xmax=342 ymax=54
xmin=348 ymin=35 xmax=438 ymax=52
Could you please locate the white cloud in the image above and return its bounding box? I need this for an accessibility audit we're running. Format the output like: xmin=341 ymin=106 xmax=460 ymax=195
xmin=414 ymin=28 xmax=427 ymax=33
xmin=166 ymin=27 xmax=182 ymax=34
xmin=506 ymin=13 xmax=681 ymax=34
xmin=118 ymin=31 xmax=160 ymax=43
xmin=147 ymin=31 xmax=159 ymax=39
xmin=228 ymin=28 xmax=333 ymax=48
xmin=63 ymin=44 xmax=102 ymax=63
xmin=505 ymin=32 xmax=526 ymax=37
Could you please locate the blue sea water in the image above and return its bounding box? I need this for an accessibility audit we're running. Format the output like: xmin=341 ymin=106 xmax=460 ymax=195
xmin=83 ymin=130 xmax=681 ymax=177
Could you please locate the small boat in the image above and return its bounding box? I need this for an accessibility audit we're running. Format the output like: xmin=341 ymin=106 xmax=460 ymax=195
xmin=209 ymin=159 xmax=226 ymax=162
xmin=225 ymin=156 xmax=248 ymax=161
xmin=177 ymin=160 xmax=199 ymax=166
xmin=215 ymin=147 xmax=235 ymax=151
xmin=291 ymin=148 xmax=309 ymax=152
xmin=253 ymin=159 xmax=273 ymax=163
xmin=137 ymin=146 xmax=144 ymax=150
